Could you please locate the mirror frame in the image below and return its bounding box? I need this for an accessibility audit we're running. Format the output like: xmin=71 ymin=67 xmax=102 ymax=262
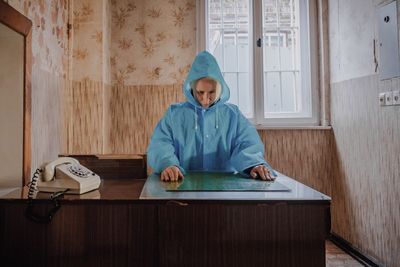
xmin=0 ymin=1 xmax=32 ymax=186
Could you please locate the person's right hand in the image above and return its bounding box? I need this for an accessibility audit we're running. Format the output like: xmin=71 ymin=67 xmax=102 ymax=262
xmin=161 ymin=166 xmax=184 ymax=182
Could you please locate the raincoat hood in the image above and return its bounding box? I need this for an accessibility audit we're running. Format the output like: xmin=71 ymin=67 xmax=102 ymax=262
xmin=183 ymin=51 xmax=230 ymax=109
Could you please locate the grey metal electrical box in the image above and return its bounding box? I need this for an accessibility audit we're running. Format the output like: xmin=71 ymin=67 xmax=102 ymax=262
xmin=377 ymin=1 xmax=400 ymax=80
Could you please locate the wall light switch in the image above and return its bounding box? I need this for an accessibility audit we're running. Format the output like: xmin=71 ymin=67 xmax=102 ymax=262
xmin=385 ymin=91 xmax=393 ymax=105
xmin=393 ymin=90 xmax=400 ymax=105
xmin=379 ymin=92 xmax=386 ymax=106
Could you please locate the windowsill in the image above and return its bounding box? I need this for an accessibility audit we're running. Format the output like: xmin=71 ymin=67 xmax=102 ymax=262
xmin=255 ymin=125 xmax=332 ymax=130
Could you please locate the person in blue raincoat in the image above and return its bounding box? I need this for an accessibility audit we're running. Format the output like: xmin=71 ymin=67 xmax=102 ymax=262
xmin=147 ymin=51 xmax=276 ymax=182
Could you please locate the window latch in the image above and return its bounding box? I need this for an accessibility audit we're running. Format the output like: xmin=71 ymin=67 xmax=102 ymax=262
xmin=257 ymin=38 xmax=262 ymax=47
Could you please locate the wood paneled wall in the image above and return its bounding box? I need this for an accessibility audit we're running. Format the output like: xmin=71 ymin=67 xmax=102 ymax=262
xmin=63 ymin=83 xmax=185 ymax=154
xmin=106 ymin=84 xmax=185 ymax=153
xmin=331 ymin=74 xmax=400 ymax=267
xmin=64 ymin=80 xmax=104 ymax=154
xmin=260 ymin=130 xmax=333 ymax=196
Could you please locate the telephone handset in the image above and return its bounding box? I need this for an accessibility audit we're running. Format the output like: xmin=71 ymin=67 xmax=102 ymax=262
xmin=29 ymin=157 xmax=101 ymax=196
xmin=42 ymin=157 xmax=79 ymax=182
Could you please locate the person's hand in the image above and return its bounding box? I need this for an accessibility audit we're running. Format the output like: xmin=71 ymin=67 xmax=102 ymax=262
xmin=250 ymin=165 xmax=276 ymax=181
xmin=161 ymin=166 xmax=184 ymax=182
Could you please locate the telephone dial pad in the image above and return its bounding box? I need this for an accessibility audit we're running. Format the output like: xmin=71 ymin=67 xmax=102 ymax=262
xmin=67 ymin=164 xmax=92 ymax=178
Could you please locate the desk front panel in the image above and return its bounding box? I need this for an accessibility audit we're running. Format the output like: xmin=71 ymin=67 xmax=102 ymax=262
xmin=158 ymin=202 xmax=328 ymax=267
xmin=0 ymin=202 xmax=156 ymax=267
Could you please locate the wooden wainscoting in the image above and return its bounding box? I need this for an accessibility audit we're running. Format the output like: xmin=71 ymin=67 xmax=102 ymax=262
xmin=105 ymin=84 xmax=184 ymax=154
xmin=63 ymin=82 xmax=184 ymax=155
xmin=64 ymin=79 xmax=104 ymax=154
xmin=259 ymin=129 xmax=333 ymax=196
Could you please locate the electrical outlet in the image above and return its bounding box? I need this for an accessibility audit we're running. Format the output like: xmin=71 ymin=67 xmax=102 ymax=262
xmin=393 ymin=90 xmax=400 ymax=105
xmin=385 ymin=91 xmax=393 ymax=105
xmin=379 ymin=92 xmax=386 ymax=106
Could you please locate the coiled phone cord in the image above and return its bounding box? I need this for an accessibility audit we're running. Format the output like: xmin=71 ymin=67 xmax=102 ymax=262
xmin=25 ymin=168 xmax=68 ymax=224
xmin=27 ymin=168 xmax=42 ymax=200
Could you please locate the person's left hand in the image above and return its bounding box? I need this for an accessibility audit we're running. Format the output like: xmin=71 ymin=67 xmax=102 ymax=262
xmin=250 ymin=165 xmax=276 ymax=181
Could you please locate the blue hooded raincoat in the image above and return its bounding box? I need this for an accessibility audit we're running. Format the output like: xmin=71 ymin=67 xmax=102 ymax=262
xmin=147 ymin=51 xmax=275 ymax=176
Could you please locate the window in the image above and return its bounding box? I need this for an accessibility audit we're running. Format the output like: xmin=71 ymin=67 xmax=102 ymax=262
xmin=198 ymin=0 xmax=319 ymax=126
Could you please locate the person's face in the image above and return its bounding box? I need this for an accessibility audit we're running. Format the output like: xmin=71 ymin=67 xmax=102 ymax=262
xmin=194 ymin=79 xmax=216 ymax=108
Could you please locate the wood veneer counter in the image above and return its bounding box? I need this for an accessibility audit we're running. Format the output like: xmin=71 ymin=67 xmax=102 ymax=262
xmin=0 ymin=179 xmax=146 ymax=202
xmin=0 ymin=174 xmax=330 ymax=205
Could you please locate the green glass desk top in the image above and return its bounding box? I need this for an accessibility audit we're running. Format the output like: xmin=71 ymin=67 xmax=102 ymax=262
xmin=140 ymin=171 xmax=331 ymax=200
xmin=163 ymin=172 xmax=290 ymax=192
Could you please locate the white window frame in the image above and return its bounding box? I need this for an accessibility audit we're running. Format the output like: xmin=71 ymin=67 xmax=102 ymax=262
xmin=196 ymin=0 xmax=320 ymax=127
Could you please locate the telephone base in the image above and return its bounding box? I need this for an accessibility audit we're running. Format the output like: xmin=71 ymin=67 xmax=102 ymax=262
xmin=37 ymin=183 xmax=100 ymax=195
xmin=37 ymin=162 xmax=101 ymax=195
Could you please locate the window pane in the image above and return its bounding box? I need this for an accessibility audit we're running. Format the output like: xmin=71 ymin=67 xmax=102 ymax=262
xmin=209 ymin=0 xmax=222 ymax=26
xmin=279 ymin=0 xmax=294 ymax=28
xmin=223 ymin=1 xmax=235 ymax=28
xmin=223 ymin=31 xmax=237 ymax=72
xmin=238 ymin=72 xmax=252 ymax=117
xmin=263 ymin=36 xmax=280 ymax=70
xmin=262 ymin=0 xmax=303 ymax=117
xmin=210 ymin=29 xmax=224 ymax=67
xmin=264 ymin=0 xmax=278 ymax=28
xmin=207 ymin=0 xmax=253 ymax=118
xmin=264 ymin=72 xmax=281 ymax=113
xmin=238 ymin=36 xmax=249 ymax=72
xmin=224 ymin=73 xmax=238 ymax=104
xmin=281 ymin=71 xmax=297 ymax=112
xmin=280 ymin=30 xmax=299 ymax=70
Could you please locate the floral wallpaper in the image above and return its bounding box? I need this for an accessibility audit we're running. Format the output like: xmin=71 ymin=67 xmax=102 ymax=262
xmin=110 ymin=0 xmax=196 ymax=85
xmin=70 ymin=0 xmax=196 ymax=85
xmin=70 ymin=0 xmax=106 ymax=82
xmin=6 ymin=0 xmax=69 ymax=78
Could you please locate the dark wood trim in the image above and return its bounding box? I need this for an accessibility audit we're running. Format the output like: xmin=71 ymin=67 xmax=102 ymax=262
xmin=329 ymin=232 xmax=384 ymax=267
xmin=0 ymin=1 xmax=32 ymax=35
xmin=0 ymin=1 xmax=32 ymax=186
xmin=23 ymin=26 xmax=32 ymax=186
xmin=23 ymin=28 xmax=32 ymax=185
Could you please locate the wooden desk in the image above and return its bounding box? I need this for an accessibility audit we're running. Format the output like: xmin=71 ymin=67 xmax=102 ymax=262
xmin=0 ymin=172 xmax=330 ymax=267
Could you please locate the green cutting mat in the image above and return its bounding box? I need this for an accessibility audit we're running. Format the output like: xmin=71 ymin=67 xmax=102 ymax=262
xmin=165 ymin=172 xmax=290 ymax=192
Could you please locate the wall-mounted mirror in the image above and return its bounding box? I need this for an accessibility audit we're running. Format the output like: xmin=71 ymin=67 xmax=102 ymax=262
xmin=0 ymin=1 xmax=32 ymax=188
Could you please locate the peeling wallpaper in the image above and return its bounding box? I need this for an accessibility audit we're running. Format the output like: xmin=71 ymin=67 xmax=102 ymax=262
xmin=7 ymin=0 xmax=69 ymax=77
xmin=4 ymin=0 xmax=69 ymax=173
